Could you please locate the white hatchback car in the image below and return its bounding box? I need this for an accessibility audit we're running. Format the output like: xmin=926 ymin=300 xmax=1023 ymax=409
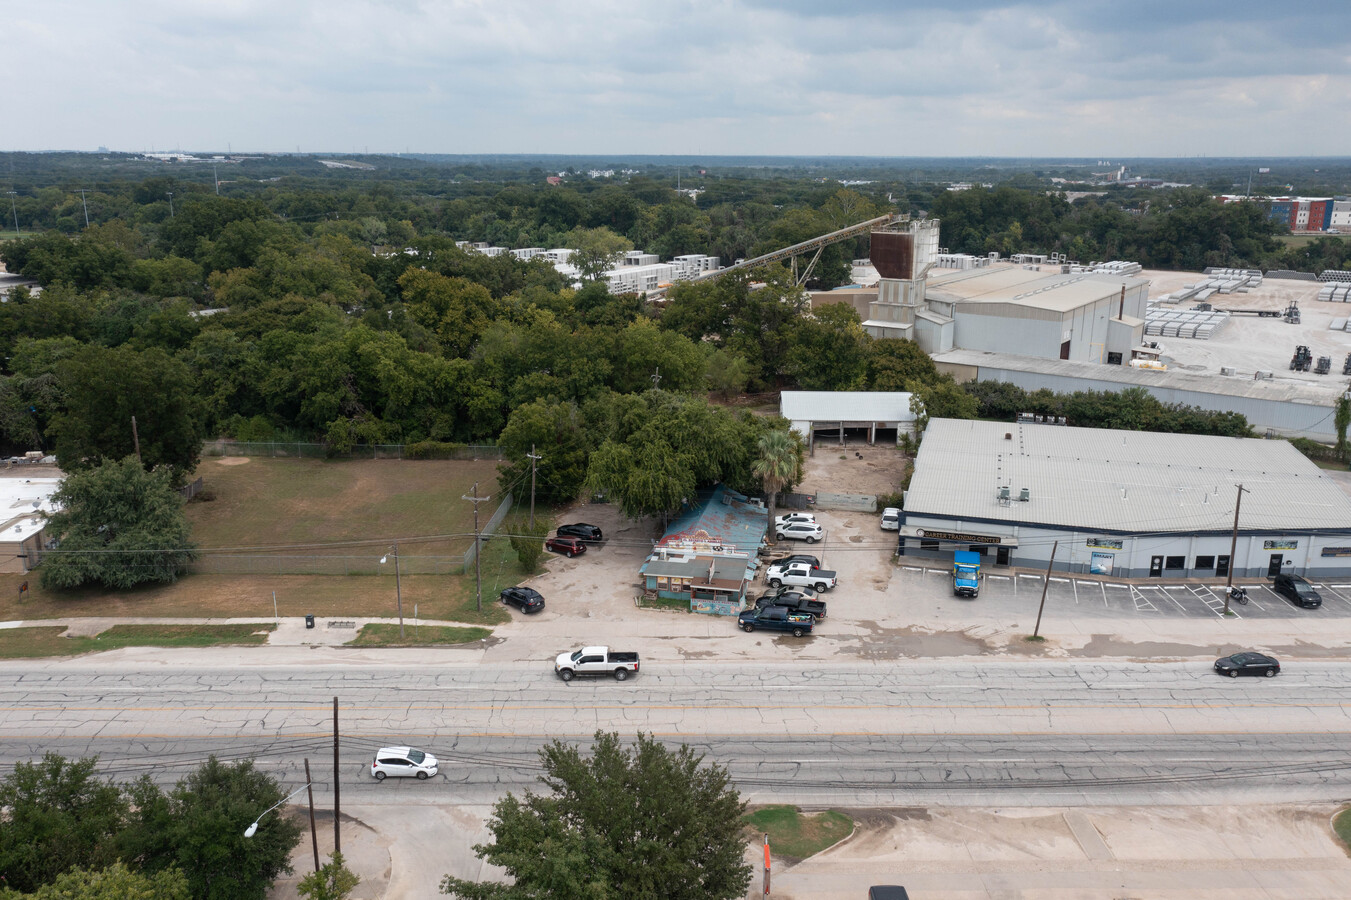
xmin=371 ymin=746 xmax=438 ymax=781
xmin=776 ymin=521 xmax=823 ymax=543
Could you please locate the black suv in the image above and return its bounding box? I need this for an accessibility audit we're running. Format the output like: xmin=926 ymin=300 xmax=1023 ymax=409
xmin=500 ymin=586 xmax=545 ymax=613
xmin=1272 ymin=573 xmax=1321 ymax=608
xmin=556 ymin=523 xmax=603 ymax=542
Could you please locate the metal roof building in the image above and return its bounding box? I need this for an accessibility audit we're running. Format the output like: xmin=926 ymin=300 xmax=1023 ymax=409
xmin=899 ymin=418 xmax=1351 ymax=579
xmin=780 ymin=391 xmax=916 ymax=451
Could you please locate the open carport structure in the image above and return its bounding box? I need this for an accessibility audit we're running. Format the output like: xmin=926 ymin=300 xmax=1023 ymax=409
xmin=781 ymin=390 xmax=916 ymax=453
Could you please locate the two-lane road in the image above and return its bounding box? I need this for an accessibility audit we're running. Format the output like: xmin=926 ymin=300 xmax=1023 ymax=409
xmin=2 ymin=657 xmax=1349 ymax=807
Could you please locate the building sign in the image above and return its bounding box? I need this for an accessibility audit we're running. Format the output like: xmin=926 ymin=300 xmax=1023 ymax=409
xmin=1086 ymin=538 xmax=1123 ymax=550
xmin=915 ymin=529 xmax=1002 ymax=545
xmin=1263 ymin=540 xmax=1298 ymax=550
xmin=1089 ymin=552 xmax=1115 ymax=575
xmin=1322 ymin=547 xmax=1351 ymax=557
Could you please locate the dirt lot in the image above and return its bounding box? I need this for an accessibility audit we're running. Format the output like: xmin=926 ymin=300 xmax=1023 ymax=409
xmin=798 ymin=440 xmax=909 ymax=498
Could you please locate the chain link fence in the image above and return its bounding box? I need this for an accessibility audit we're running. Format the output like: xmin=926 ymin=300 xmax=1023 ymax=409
xmin=202 ymin=440 xmax=503 ymax=460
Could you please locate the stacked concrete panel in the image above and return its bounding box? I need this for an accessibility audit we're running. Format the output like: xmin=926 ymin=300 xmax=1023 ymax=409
xmin=1145 ymin=305 xmax=1230 ymax=339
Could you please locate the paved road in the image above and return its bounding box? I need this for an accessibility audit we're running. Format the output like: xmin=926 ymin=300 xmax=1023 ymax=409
xmin=4 ymin=658 xmax=1350 ymax=807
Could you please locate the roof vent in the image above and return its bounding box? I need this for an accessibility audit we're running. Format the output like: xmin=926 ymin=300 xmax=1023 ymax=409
xmin=1004 ymin=433 xmax=1012 ymax=440
xmin=1018 ymin=488 xmax=1030 ymax=502
xmin=997 ymin=486 xmax=1010 ymax=500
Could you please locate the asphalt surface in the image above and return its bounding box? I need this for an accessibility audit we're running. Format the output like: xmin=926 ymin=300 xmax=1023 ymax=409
xmin=5 ymin=658 xmax=1349 ymax=809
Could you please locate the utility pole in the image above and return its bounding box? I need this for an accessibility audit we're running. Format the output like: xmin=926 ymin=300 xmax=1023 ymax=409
xmin=1223 ymin=483 xmax=1250 ymax=615
xmin=385 ymin=542 xmax=404 ymax=638
xmin=131 ymin=416 xmax=141 ymax=462
xmin=6 ymin=191 xmax=17 ymax=237
xmin=213 ymin=165 xmax=220 ymax=195
xmin=1032 ymin=540 xmax=1058 ymax=639
xmin=332 ymin=697 xmax=340 ymax=855
xmin=651 ymin=367 xmax=661 ymax=390
xmin=527 ymin=444 xmax=542 ymax=528
xmin=302 ymin=758 xmax=320 ymax=872
xmin=78 ymin=189 xmax=89 ymax=228
xmin=166 ymin=192 xmax=174 ymax=217
xmin=462 ymin=482 xmax=491 ymax=611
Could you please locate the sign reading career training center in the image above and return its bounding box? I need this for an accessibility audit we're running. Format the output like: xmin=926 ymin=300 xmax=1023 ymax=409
xmin=915 ymin=529 xmax=1002 ymax=544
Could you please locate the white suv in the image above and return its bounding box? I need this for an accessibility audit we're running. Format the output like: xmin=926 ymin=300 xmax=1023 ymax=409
xmin=776 ymin=521 xmax=823 ymax=543
xmin=371 ymin=746 xmax=438 ymax=780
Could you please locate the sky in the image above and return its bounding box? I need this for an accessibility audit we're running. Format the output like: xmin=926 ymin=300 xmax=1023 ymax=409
xmin=6 ymin=0 xmax=1350 ymax=157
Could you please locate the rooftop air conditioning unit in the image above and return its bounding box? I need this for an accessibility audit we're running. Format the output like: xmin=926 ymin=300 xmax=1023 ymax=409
xmin=1018 ymin=488 xmax=1031 ymax=502
xmin=1254 ymin=370 xmax=1273 ymax=380
xmin=1220 ymin=366 xmax=1236 ymax=376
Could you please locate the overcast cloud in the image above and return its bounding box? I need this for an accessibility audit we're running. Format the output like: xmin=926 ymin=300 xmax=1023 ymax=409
xmin=6 ymin=0 xmax=1349 ymax=156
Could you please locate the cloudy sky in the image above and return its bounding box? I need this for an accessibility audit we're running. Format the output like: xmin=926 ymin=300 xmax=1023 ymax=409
xmin=7 ymin=0 xmax=1350 ymax=156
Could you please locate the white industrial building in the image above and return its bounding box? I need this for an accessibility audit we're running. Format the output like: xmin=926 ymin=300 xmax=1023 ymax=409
xmin=899 ymin=419 xmax=1351 ymax=578
xmin=0 ymin=475 xmax=61 ymax=573
xmin=780 ymin=391 xmax=915 ymax=452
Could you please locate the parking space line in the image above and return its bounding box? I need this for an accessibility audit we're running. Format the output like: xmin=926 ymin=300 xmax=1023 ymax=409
xmin=1314 ymin=582 xmax=1351 ymax=608
xmin=1070 ymin=578 xmax=1078 ymax=604
xmin=1018 ymin=573 xmax=1043 ymax=580
xmin=1129 ymin=586 xmax=1159 ymax=612
xmin=1157 ymin=588 xmax=1189 ymax=614
xmin=1189 ymin=585 xmax=1233 ymax=618
xmin=1049 ymin=577 xmax=1069 ymax=583
xmin=987 ymin=574 xmax=1010 ymax=581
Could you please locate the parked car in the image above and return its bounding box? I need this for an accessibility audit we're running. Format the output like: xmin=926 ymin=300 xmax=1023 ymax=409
xmin=776 ymin=521 xmax=823 ymax=543
xmin=774 ymin=512 xmax=816 ymax=528
xmin=500 ymin=586 xmax=545 ymax=613
xmin=766 ymin=554 xmax=821 ymax=570
xmin=879 ymin=507 xmax=901 ymax=531
xmin=869 ymin=888 xmax=910 ymax=900
xmin=1214 ymin=651 xmax=1280 ymax=678
xmin=545 ymin=535 xmax=587 ymax=558
xmin=737 ymin=605 xmax=814 ymax=636
xmin=766 ymin=560 xmax=836 ymax=591
xmin=371 ymin=746 xmax=438 ymax=781
xmin=755 ymin=589 xmax=827 ymax=619
xmin=554 ymin=646 xmax=640 ymax=681
xmin=1272 ymin=573 xmax=1322 ymax=608
xmin=556 ymin=523 xmax=603 ymax=542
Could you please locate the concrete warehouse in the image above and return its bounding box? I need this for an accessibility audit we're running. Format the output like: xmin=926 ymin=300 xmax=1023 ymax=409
xmin=898 ymin=418 xmax=1351 ymax=579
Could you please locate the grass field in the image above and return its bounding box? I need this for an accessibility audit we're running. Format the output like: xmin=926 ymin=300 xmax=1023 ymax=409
xmin=0 ymin=624 xmax=275 ymax=659
xmin=1335 ymin=807 xmax=1351 ymax=854
xmin=351 ymin=623 xmax=492 ymax=646
xmin=187 ymin=457 xmax=502 ymax=554
xmin=744 ymin=805 xmax=854 ymax=860
xmin=1277 ymin=233 xmax=1351 ymax=248
xmin=0 ymin=457 xmax=532 ymax=626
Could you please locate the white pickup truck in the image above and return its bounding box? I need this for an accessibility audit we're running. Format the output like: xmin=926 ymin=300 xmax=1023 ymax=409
xmin=554 ymin=646 xmax=641 ymax=681
xmin=765 ymin=561 xmax=837 ymax=592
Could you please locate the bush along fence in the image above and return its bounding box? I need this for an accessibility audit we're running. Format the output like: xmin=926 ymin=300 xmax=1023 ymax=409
xmin=202 ymin=440 xmax=503 ymax=460
xmin=185 ymin=492 xmax=515 ymax=577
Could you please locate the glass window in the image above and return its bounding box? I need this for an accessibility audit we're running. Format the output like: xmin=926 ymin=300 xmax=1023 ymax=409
xmin=920 ymin=540 xmax=939 ymax=550
xmin=1195 ymin=556 xmax=1215 ymax=569
xmin=1164 ymin=556 xmax=1185 ymax=569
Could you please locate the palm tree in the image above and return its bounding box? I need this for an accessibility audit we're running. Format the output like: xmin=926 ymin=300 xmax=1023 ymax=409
xmin=752 ymin=430 xmax=800 ymax=545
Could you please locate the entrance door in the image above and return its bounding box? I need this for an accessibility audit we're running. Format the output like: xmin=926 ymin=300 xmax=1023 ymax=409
xmin=1060 ymin=340 xmax=1071 ymax=360
xmin=1267 ymin=553 xmax=1284 ymax=577
xmin=1216 ymin=555 xmax=1230 ymax=577
xmin=996 ymin=546 xmax=1011 ymax=566
xmin=1149 ymin=556 xmax=1163 ymax=578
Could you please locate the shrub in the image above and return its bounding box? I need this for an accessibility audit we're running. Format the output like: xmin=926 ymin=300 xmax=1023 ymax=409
xmin=405 ymin=440 xmax=467 ymax=459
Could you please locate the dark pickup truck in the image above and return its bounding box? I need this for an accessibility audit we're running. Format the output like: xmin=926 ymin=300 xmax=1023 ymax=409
xmin=737 ymin=606 xmax=814 ymax=637
xmin=754 ymin=589 xmax=827 ymax=619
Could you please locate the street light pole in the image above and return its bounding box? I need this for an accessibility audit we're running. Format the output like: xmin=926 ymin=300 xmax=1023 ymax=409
xmin=244 ymin=781 xmax=311 ymax=837
xmin=1223 ymin=483 xmax=1250 ymax=615
xmin=380 ymin=543 xmax=405 ymax=638
xmin=6 ymin=192 xmax=17 ymax=237
xmin=166 ymin=192 xmax=174 ymax=217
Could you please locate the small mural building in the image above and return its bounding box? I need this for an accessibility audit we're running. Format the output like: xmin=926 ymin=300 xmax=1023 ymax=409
xmin=639 ymin=485 xmax=769 ymax=615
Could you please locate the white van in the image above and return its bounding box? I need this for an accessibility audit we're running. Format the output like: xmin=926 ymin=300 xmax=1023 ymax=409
xmin=879 ymin=507 xmax=901 ymax=531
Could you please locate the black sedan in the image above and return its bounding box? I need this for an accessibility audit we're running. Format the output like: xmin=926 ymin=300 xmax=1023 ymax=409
xmin=1214 ymin=652 xmax=1280 ymax=678
xmin=556 ymin=523 xmax=603 ymax=542
xmin=500 ymin=587 xmax=545 ymax=614
xmin=1272 ymin=573 xmax=1322 ymax=608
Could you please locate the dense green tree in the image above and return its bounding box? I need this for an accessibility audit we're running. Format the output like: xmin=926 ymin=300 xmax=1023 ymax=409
xmin=911 ymin=379 xmax=979 ymax=422
xmin=564 ymin=226 xmax=633 ymax=282
xmin=784 ymin=302 xmax=869 ymax=390
xmin=40 ymin=456 xmax=197 ymax=590
xmin=49 ymin=344 xmax=203 ymax=481
xmin=127 ymin=757 xmax=304 ymax=900
xmin=866 ymin=338 xmax=940 ymax=390
xmin=441 ymin=732 xmax=751 ymax=900
xmin=496 ymin=399 xmax=593 ymax=505
xmin=0 ymin=863 xmax=189 ymax=900
xmin=0 ymin=754 xmax=129 ymax=894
